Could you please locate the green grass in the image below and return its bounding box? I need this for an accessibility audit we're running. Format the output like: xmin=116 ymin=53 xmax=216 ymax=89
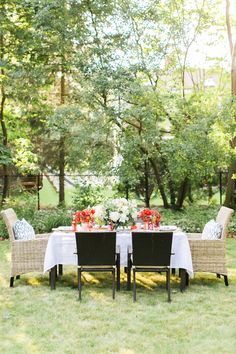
xmin=39 ymin=177 xmax=77 ymax=207
xmin=39 ymin=177 xmax=114 ymax=208
xmin=1 ymin=239 xmax=236 ymax=353
xmin=37 ymin=175 xmax=225 ymax=211
xmin=39 ymin=177 xmax=58 ymax=207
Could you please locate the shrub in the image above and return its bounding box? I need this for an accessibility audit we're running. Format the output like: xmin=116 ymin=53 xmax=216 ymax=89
xmin=31 ymin=209 xmax=72 ymax=234
xmin=0 ymin=199 xmax=235 ymax=239
xmin=3 ymin=193 xmax=37 ymax=220
xmin=72 ymin=184 xmax=103 ymax=210
xmin=0 ymin=193 xmax=72 ymax=238
xmin=0 ymin=193 xmax=38 ymax=239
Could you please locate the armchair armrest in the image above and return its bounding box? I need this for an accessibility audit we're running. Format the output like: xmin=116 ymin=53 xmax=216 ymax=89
xmin=11 ymin=238 xmax=48 ymax=276
xmin=189 ymin=239 xmax=225 ymax=261
xmin=12 ymin=237 xmax=48 ymax=247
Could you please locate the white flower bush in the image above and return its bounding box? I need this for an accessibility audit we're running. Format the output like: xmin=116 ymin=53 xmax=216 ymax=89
xmin=94 ymin=198 xmax=138 ymax=228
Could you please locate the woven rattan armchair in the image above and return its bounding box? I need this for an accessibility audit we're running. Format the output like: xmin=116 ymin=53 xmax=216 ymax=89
xmin=187 ymin=206 xmax=234 ymax=285
xmin=1 ymin=208 xmax=50 ymax=287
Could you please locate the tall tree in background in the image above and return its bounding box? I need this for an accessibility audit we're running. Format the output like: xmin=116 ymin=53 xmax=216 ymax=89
xmin=0 ymin=0 xmax=41 ymax=203
xmin=31 ymin=0 xmax=88 ymax=206
xmin=224 ymin=0 xmax=236 ymax=208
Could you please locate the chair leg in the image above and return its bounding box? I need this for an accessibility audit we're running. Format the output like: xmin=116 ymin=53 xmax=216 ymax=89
xmin=78 ymin=268 xmax=82 ymax=300
xmin=112 ymin=268 xmax=115 ymax=299
xmin=127 ymin=253 xmax=132 ymax=290
xmin=133 ymin=269 xmax=136 ymax=302
xmin=171 ymin=268 xmax=176 ymax=275
xmin=224 ymin=275 xmax=229 ymax=286
xmin=217 ymin=273 xmax=221 ymax=278
xmin=59 ymin=264 xmax=63 ymax=276
xmin=10 ymin=277 xmax=14 ymax=287
xmin=16 ymin=275 xmax=20 ymax=280
xmin=50 ymin=266 xmax=56 ymax=290
xmin=116 ymin=254 xmax=120 ymax=291
xmin=186 ymin=272 xmax=189 ymax=286
xmin=180 ymin=268 xmax=187 ymax=292
xmin=167 ymin=269 xmax=171 ymax=302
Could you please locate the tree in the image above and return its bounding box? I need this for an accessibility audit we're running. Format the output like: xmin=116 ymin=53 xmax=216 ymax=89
xmin=0 ymin=0 xmax=44 ymax=203
xmin=224 ymin=0 xmax=236 ymax=208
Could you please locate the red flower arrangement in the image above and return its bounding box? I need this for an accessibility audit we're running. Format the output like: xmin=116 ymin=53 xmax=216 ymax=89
xmin=73 ymin=209 xmax=95 ymax=223
xmin=72 ymin=208 xmax=95 ymax=231
xmin=138 ymin=208 xmax=161 ymax=228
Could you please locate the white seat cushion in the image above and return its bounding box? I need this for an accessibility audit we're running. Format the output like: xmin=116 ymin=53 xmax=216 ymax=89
xmin=13 ymin=219 xmax=36 ymax=240
xmin=201 ymin=219 xmax=223 ymax=240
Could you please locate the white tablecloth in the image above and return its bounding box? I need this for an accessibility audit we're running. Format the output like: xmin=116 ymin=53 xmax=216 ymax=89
xmin=44 ymin=230 xmax=193 ymax=277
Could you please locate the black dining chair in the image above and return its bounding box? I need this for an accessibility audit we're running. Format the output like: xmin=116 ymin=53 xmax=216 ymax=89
xmin=75 ymin=231 xmax=120 ymax=300
xmin=129 ymin=231 xmax=174 ymax=302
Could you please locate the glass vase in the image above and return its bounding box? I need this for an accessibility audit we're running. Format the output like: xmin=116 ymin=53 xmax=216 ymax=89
xmin=72 ymin=221 xmax=77 ymax=232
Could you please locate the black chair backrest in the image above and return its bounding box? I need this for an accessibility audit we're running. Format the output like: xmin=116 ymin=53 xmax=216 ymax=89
xmin=132 ymin=232 xmax=173 ymax=266
xmin=75 ymin=232 xmax=116 ymax=266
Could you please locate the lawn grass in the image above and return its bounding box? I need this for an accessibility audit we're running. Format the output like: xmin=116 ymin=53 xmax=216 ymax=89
xmin=1 ymin=239 xmax=236 ymax=353
xmin=39 ymin=177 xmax=77 ymax=207
xmin=39 ymin=177 xmax=58 ymax=207
xmin=39 ymin=177 xmax=114 ymax=208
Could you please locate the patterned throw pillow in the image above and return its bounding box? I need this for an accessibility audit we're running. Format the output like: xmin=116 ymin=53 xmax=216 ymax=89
xmin=201 ymin=219 xmax=223 ymax=240
xmin=13 ymin=219 xmax=36 ymax=240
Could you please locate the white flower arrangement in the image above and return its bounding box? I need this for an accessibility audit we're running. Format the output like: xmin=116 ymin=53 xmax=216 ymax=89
xmin=94 ymin=198 xmax=138 ymax=229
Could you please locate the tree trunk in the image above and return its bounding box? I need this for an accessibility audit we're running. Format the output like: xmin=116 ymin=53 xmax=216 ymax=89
xmin=0 ymin=93 xmax=8 ymax=204
xmin=144 ymin=160 xmax=150 ymax=208
xmin=175 ymin=177 xmax=189 ymax=210
xmin=226 ymin=0 xmax=233 ymax=55
xmin=58 ymin=67 xmax=66 ymax=206
xmin=207 ymin=183 xmax=213 ymax=201
xmin=224 ymin=1 xmax=236 ymax=209
xmin=125 ymin=181 xmax=129 ymax=200
xmin=188 ymin=184 xmax=193 ymax=203
xmin=224 ymin=159 xmax=236 ymax=208
xmin=59 ymin=136 xmax=65 ymax=206
xmin=168 ymin=179 xmax=176 ymax=207
xmin=231 ymin=42 xmax=236 ymax=95
xmin=148 ymin=158 xmax=169 ymax=208
xmin=0 ymin=32 xmax=9 ymax=204
xmin=225 ymin=41 xmax=236 ymax=208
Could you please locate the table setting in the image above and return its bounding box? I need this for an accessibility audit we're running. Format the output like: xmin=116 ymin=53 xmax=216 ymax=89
xmin=44 ymin=198 xmax=193 ymax=290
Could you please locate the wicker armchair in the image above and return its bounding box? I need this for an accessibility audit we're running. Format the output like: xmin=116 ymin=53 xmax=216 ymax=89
xmin=0 ymin=208 xmax=50 ymax=287
xmin=187 ymin=206 xmax=234 ymax=285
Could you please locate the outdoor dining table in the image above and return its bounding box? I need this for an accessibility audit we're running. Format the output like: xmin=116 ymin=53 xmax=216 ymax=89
xmin=44 ymin=227 xmax=193 ymax=291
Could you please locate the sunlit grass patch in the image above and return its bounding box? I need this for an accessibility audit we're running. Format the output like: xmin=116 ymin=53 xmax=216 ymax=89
xmin=1 ymin=239 xmax=236 ymax=353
